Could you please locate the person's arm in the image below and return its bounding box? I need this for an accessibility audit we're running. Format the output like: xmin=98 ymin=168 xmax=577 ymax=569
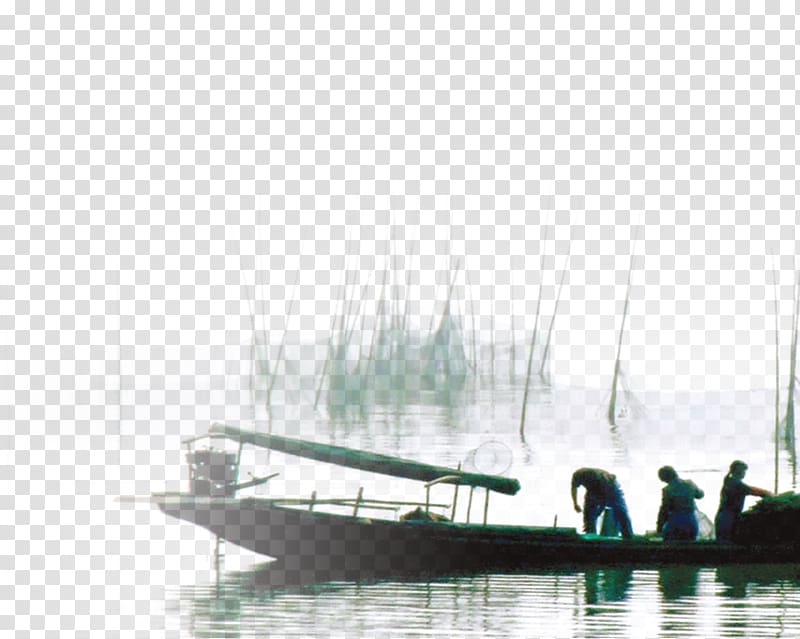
xmin=571 ymin=475 xmax=581 ymax=513
xmin=748 ymin=485 xmax=772 ymax=498
xmin=693 ymin=482 xmax=704 ymax=499
xmin=656 ymin=489 xmax=668 ymax=533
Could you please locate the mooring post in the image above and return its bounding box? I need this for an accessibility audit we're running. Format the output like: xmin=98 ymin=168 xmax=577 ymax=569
xmin=235 ymin=440 xmax=244 ymax=468
xmin=451 ymin=463 xmax=461 ymax=521
xmin=214 ymin=535 xmax=224 ymax=573
xmin=352 ymin=486 xmax=363 ymax=516
xmin=425 ymin=484 xmax=431 ymax=514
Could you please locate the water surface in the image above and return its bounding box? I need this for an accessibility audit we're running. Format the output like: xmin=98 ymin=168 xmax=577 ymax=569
xmin=146 ymin=375 xmax=800 ymax=637
xmin=168 ymin=564 xmax=800 ymax=638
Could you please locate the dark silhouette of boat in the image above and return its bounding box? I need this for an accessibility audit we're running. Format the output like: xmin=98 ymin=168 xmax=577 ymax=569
xmin=151 ymin=424 xmax=800 ymax=584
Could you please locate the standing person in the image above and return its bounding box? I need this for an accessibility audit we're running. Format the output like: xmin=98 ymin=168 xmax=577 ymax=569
xmin=714 ymin=460 xmax=772 ymax=542
xmin=656 ymin=466 xmax=704 ymax=541
xmin=571 ymin=467 xmax=634 ymax=539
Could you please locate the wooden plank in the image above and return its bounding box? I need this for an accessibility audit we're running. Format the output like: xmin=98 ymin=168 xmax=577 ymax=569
xmin=208 ymin=423 xmax=522 ymax=495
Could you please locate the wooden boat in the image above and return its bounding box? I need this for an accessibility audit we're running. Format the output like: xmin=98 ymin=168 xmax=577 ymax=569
xmin=152 ymin=424 xmax=800 ymax=584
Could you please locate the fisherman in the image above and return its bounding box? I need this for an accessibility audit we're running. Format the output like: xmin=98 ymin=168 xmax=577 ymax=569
xmin=656 ymin=466 xmax=704 ymax=541
xmin=714 ymin=460 xmax=772 ymax=542
xmin=570 ymin=467 xmax=633 ymax=539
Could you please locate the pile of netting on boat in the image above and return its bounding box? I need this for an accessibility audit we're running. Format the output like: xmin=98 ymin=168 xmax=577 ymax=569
xmin=735 ymin=492 xmax=800 ymax=544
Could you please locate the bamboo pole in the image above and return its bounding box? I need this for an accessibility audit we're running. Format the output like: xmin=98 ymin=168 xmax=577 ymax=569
xmin=783 ymin=274 xmax=800 ymax=484
xmin=329 ymin=266 xmax=360 ymax=403
xmin=352 ymin=270 xmax=375 ymax=365
xmin=267 ymin=282 xmax=298 ymax=402
xmin=214 ymin=535 xmax=223 ymax=573
xmin=773 ymin=260 xmax=780 ymax=495
xmin=451 ymin=461 xmax=462 ymax=521
xmin=427 ymin=262 xmax=462 ymax=381
xmin=313 ymin=265 xmax=350 ymax=410
xmin=490 ymin=304 xmax=495 ymax=382
xmin=210 ymin=423 xmax=522 ymax=495
xmin=608 ymin=240 xmax=636 ymax=427
xmin=425 ymin=484 xmax=430 ymax=514
xmin=232 ymin=472 xmax=280 ymax=492
xmin=788 ymin=271 xmax=800 ymax=487
xmin=124 ymin=495 xmax=452 ymax=510
xmin=245 ymin=299 xmax=259 ymax=404
xmin=539 ymin=253 xmax=570 ymax=380
xmin=245 ymin=275 xmax=270 ymax=418
xmin=366 ymin=264 xmax=390 ymax=369
xmin=464 ymin=266 xmax=478 ymax=371
xmin=344 ymin=271 xmax=371 ymax=347
xmin=510 ymin=311 xmax=517 ymax=379
xmin=519 ymin=226 xmax=548 ymax=436
xmin=268 ymin=497 xmax=449 ymax=508
xmin=427 ymin=256 xmax=440 ymax=335
xmin=352 ymin=486 xmax=364 ymax=516
xmin=401 ymin=240 xmax=416 ymax=338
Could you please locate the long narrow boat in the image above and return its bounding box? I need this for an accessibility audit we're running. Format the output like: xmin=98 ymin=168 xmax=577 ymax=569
xmin=152 ymin=424 xmax=800 ymax=584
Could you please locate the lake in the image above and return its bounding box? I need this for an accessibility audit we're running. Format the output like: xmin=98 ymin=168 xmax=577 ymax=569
xmin=169 ymin=564 xmax=800 ymax=638
xmin=132 ymin=367 xmax=800 ymax=638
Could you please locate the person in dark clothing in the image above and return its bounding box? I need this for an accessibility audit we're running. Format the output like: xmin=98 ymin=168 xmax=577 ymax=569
xmin=571 ymin=467 xmax=634 ymax=539
xmin=714 ymin=460 xmax=772 ymax=542
xmin=656 ymin=465 xmax=704 ymax=541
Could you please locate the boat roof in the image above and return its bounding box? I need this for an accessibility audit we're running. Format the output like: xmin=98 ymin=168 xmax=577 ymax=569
xmin=207 ymin=423 xmax=521 ymax=496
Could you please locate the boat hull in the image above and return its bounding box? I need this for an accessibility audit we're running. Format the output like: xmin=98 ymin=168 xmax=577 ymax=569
xmin=153 ymin=494 xmax=800 ymax=583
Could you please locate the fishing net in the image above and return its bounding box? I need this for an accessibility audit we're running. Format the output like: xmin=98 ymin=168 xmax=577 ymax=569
xmin=599 ymin=367 xmax=647 ymax=423
xmin=614 ymin=368 xmax=647 ymax=420
xmin=696 ymin=509 xmax=714 ymax=540
xmin=464 ymin=441 xmax=513 ymax=476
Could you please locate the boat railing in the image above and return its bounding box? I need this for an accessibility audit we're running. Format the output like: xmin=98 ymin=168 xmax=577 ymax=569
xmin=288 ymin=476 xmax=476 ymax=523
xmin=423 ymin=467 xmax=493 ymax=525
xmin=424 ymin=474 xmax=462 ymax=521
xmin=266 ymin=495 xmax=450 ymax=517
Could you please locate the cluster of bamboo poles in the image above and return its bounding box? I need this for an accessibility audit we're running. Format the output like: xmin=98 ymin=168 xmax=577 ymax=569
xmin=244 ymin=259 xmax=471 ymax=414
xmin=310 ymin=257 xmax=472 ymax=412
xmin=246 ymin=241 xmax=800 ymax=490
xmin=247 ymin=253 xmax=572 ymax=417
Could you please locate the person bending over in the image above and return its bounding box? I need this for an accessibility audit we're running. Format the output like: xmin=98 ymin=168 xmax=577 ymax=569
xmin=571 ymin=467 xmax=633 ymax=539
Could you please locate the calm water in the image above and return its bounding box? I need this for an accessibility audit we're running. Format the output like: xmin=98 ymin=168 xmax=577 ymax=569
xmin=143 ymin=373 xmax=800 ymax=638
xmin=170 ymin=564 xmax=800 ymax=639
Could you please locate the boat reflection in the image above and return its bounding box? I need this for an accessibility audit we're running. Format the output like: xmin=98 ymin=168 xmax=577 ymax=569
xmin=183 ymin=561 xmax=800 ymax=602
xmin=173 ymin=563 xmax=800 ymax=639
xmin=658 ymin=565 xmax=701 ymax=600
xmin=176 ymin=563 xmax=364 ymax=639
xmin=584 ymin=567 xmax=634 ymax=614
xmin=715 ymin=563 xmax=800 ymax=599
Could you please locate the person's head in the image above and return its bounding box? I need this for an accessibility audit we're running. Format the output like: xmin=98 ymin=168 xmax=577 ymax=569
xmin=658 ymin=465 xmax=678 ymax=483
xmin=729 ymin=460 xmax=748 ymax=479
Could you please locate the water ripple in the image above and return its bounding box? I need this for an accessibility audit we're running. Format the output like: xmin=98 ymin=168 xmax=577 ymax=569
xmin=168 ymin=565 xmax=800 ymax=638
